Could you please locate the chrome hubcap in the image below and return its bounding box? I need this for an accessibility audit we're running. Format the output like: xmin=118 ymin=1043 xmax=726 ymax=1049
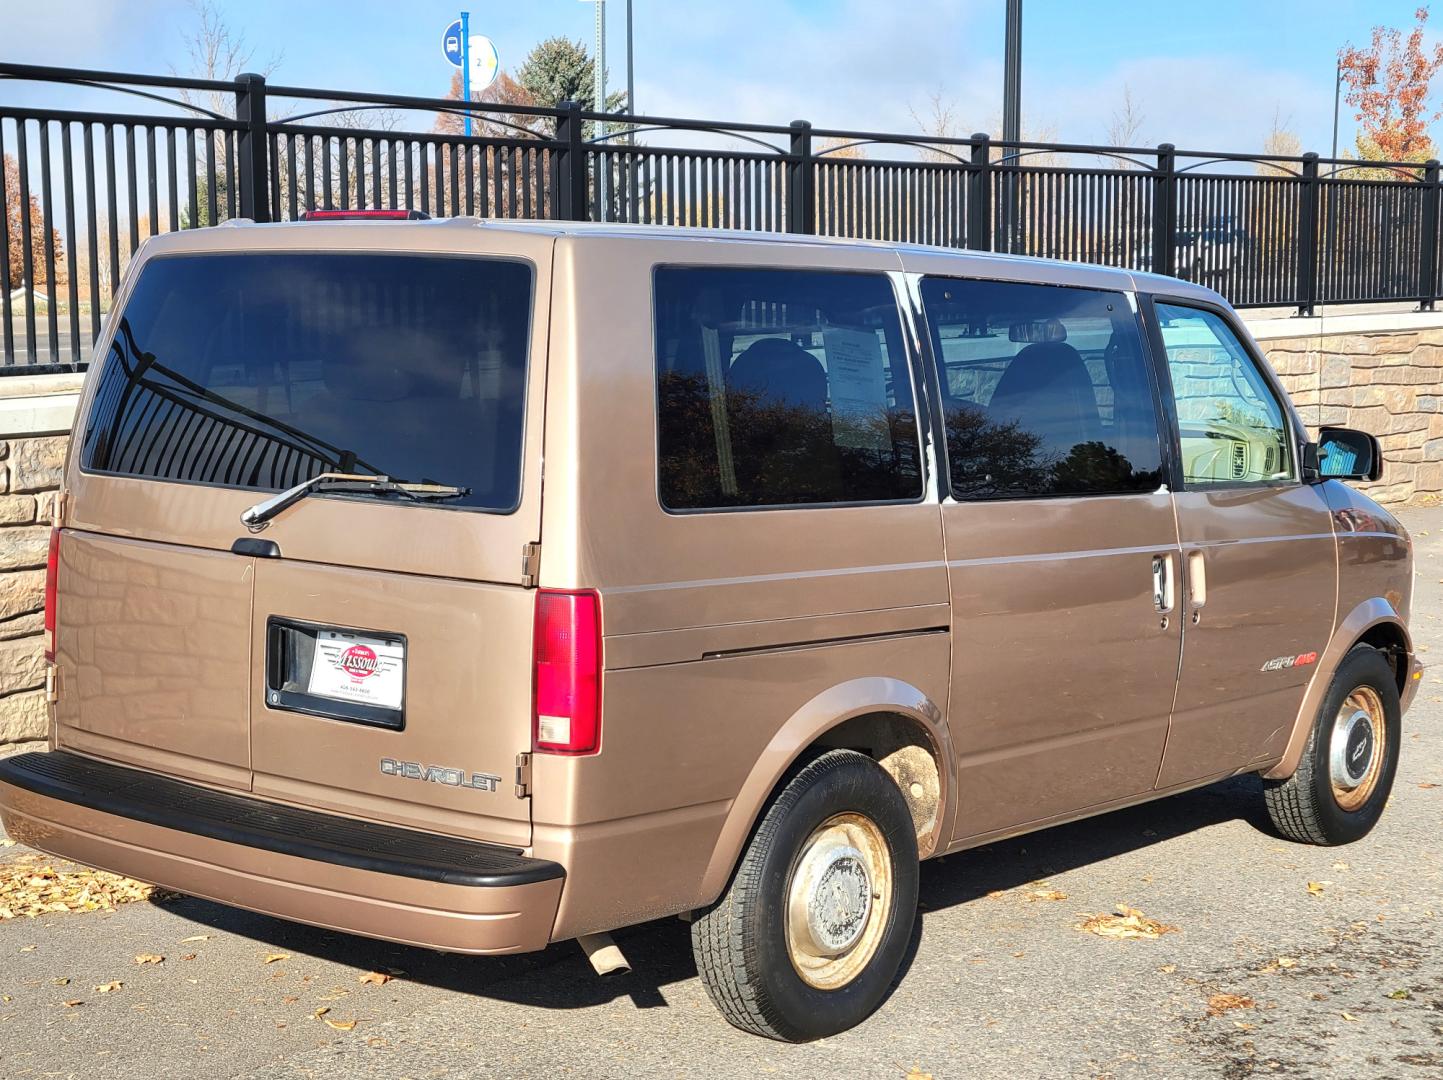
xmin=1328 ymin=687 xmax=1386 ymax=812
xmin=785 ymin=814 xmax=892 ymax=990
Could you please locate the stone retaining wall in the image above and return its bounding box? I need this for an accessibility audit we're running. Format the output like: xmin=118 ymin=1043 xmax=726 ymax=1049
xmin=1254 ymin=317 xmax=1443 ymax=506
xmin=0 ymin=434 xmax=66 ymax=756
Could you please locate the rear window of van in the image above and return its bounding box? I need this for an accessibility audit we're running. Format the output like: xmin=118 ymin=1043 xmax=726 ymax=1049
xmin=80 ymin=253 xmax=532 ymax=513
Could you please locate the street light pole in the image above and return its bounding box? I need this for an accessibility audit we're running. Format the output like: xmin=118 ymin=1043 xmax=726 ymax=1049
xmin=593 ymin=0 xmax=607 ymax=218
xmin=1002 ymin=0 xmax=1022 ymax=145
xmin=1001 ymin=0 xmax=1022 ymax=251
xmin=1331 ymin=58 xmax=1342 ymax=161
xmin=626 ymin=0 xmax=635 ymax=138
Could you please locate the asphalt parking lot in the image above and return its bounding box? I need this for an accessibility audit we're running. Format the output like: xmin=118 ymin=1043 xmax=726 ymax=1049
xmin=2 ymin=507 xmax=1441 ymax=1080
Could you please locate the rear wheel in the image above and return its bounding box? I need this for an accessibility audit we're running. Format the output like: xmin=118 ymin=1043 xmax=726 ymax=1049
xmin=1264 ymin=645 xmax=1401 ymax=845
xmin=691 ymin=749 xmax=918 ymax=1041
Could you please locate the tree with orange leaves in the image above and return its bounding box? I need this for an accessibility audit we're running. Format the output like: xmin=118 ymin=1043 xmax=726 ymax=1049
xmin=4 ymin=154 xmax=65 ymax=291
xmin=1339 ymin=6 xmax=1443 ymax=163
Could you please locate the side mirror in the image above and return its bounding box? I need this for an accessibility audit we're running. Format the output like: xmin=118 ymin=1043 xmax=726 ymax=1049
xmin=1314 ymin=427 xmax=1383 ymax=482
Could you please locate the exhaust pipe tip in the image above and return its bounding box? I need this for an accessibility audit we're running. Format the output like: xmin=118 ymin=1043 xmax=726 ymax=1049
xmin=577 ymin=932 xmax=630 ymax=976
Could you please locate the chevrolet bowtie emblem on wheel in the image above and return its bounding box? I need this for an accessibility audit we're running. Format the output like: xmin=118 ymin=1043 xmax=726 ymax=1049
xmin=380 ymin=757 xmax=502 ymax=792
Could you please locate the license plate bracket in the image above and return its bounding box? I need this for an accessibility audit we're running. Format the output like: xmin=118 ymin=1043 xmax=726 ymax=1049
xmin=266 ymin=617 xmax=407 ymax=730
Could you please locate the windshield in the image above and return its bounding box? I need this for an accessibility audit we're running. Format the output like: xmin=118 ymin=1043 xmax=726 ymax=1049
xmin=80 ymin=252 xmax=533 ymax=513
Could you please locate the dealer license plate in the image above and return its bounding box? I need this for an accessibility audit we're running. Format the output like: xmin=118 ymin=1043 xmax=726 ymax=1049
xmin=307 ymin=630 xmax=405 ymax=710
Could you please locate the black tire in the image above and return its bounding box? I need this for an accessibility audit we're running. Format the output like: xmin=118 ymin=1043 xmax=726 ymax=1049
xmin=1264 ymin=645 xmax=1401 ymax=845
xmin=690 ymin=749 xmax=919 ymax=1041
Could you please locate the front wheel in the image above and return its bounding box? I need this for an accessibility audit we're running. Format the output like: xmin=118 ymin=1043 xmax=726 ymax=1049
xmin=1264 ymin=645 xmax=1401 ymax=845
xmin=691 ymin=749 xmax=919 ymax=1041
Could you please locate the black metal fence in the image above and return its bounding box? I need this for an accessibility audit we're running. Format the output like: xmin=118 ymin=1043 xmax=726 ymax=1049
xmin=3 ymin=61 xmax=1441 ymax=369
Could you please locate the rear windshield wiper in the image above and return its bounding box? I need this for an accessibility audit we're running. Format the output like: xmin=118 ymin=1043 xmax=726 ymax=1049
xmin=240 ymin=472 xmax=471 ymax=532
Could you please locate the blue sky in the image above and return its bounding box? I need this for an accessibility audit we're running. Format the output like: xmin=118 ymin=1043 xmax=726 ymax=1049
xmin=1 ymin=0 xmax=1437 ymax=154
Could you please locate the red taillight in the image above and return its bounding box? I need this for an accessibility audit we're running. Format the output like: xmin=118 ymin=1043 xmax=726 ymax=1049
xmin=43 ymin=527 xmax=59 ymax=662
xmin=533 ymin=589 xmax=602 ymax=755
xmin=297 ymin=209 xmax=429 ymax=221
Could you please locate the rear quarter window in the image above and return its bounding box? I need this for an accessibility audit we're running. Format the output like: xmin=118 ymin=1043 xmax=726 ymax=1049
xmin=81 ymin=252 xmax=533 ymax=513
xmin=653 ymin=266 xmax=923 ymax=511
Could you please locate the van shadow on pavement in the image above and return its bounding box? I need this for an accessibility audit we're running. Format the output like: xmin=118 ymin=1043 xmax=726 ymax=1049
xmin=157 ymin=774 xmax=1271 ymax=1013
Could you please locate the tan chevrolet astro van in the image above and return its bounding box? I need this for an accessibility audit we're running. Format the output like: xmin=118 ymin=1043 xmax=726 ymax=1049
xmin=0 ymin=216 xmax=1422 ymax=1041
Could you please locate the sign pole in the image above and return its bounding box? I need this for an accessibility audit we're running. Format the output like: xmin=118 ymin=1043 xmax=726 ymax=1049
xmin=461 ymin=10 xmax=472 ymax=138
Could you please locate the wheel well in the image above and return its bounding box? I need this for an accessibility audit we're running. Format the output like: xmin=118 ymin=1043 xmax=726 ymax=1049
xmin=1356 ymin=623 xmax=1408 ymax=696
xmin=807 ymin=712 xmax=943 ymax=858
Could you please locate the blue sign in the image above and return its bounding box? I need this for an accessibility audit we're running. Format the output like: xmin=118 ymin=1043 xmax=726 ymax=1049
xmin=442 ymin=19 xmax=464 ymax=67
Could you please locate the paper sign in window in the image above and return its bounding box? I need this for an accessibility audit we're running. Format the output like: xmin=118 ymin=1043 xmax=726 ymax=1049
xmin=824 ymin=328 xmax=890 ymax=450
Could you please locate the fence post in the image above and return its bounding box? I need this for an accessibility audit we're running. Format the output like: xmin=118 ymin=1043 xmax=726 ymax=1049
xmin=968 ymin=132 xmax=992 ymax=250
xmin=1296 ymin=151 xmax=1321 ymax=317
xmin=787 ymin=120 xmax=815 ymax=234
xmin=1420 ymin=158 xmax=1441 ymax=311
xmin=554 ymin=100 xmax=589 ymax=221
xmin=1151 ymin=143 xmax=1176 ymax=279
xmin=234 ymin=73 xmax=270 ymax=223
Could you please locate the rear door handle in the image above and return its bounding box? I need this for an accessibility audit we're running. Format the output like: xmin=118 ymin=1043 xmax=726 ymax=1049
xmin=1152 ymin=553 xmax=1175 ymax=614
xmin=231 ymin=537 xmax=281 ymax=558
xmin=1186 ymin=550 xmax=1207 ymax=621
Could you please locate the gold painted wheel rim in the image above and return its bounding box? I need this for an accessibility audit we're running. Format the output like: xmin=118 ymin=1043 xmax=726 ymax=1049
xmin=785 ymin=813 xmax=893 ymax=991
xmin=1329 ymin=686 xmax=1386 ymax=812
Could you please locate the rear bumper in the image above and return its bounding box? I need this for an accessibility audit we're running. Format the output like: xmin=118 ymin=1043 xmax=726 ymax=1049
xmin=0 ymin=751 xmax=562 ymax=955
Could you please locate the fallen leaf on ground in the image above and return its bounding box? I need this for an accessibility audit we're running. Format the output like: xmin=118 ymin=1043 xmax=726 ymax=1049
xmin=323 ymin=1017 xmax=359 ymax=1032
xmin=1420 ymin=782 xmax=1439 ymax=790
xmin=1207 ymin=993 xmax=1255 ymax=1016
xmin=179 ymin=954 xmax=197 ymax=962
xmin=985 ymin=890 xmax=1007 ymax=900
xmin=1307 ymin=881 xmax=1327 ymax=897
xmin=1387 ymin=989 xmax=1411 ymax=1000
xmin=264 ymin=953 xmax=290 ymax=964
xmin=52 ymin=977 xmax=69 ymax=986
xmin=1277 ymin=957 xmax=1298 ymax=969
xmin=93 ymin=981 xmax=122 ymax=993
xmin=312 ymin=1006 xmax=330 ymax=1019
xmin=63 ymin=999 xmax=83 ymax=1008
xmin=1158 ymin=964 xmax=1177 ymax=974
xmin=358 ymin=971 xmax=392 ymax=986
xmin=1026 ymin=888 xmax=1068 ymax=902
xmin=179 ymin=935 xmax=210 ymax=944
xmin=1 ymin=838 xmax=14 ymax=847
xmin=1332 ymin=862 xmax=1350 ymax=871
xmin=904 ymin=1069 xmax=934 ymax=1080
xmin=134 ymin=954 xmax=164 ymax=965
xmin=0 ymin=861 xmax=168 ymax=920
xmin=1341 ymin=1011 xmax=1360 ymax=1022
xmin=1077 ymin=905 xmax=1178 ymax=940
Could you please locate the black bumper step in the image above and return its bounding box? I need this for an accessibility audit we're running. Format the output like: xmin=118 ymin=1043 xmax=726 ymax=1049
xmin=0 ymin=751 xmax=562 ymax=888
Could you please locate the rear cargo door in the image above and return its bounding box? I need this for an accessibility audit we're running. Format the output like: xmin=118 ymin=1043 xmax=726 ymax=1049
xmin=67 ymin=229 xmax=551 ymax=846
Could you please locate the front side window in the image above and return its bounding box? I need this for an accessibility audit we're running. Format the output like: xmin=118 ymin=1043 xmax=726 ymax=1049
xmin=1153 ymin=302 xmax=1293 ymax=487
xmin=920 ymin=277 xmax=1165 ymax=500
xmin=654 ymin=267 xmax=922 ymax=510
xmin=81 ymin=253 xmax=533 ymax=512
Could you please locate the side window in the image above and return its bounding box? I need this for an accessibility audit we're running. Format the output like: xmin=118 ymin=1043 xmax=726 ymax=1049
xmin=1154 ymin=303 xmax=1294 ymax=487
xmin=919 ymin=277 xmax=1164 ymax=500
xmin=653 ymin=267 xmax=922 ymax=510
